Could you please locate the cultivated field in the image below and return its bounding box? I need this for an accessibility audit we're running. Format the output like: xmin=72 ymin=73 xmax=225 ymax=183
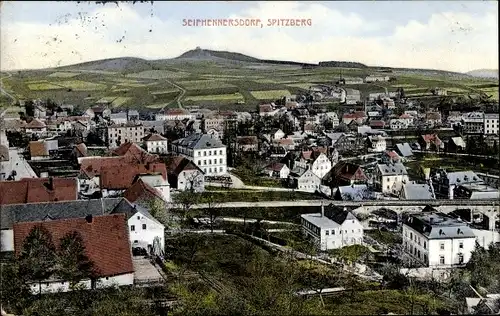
xmin=27 ymin=82 xmax=66 ymax=91
xmin=48 ymin=72 xmax=80 ymax=78
xmin=250 ymin=89 xmax=291 ymax=100
xmin=184 ymin=93 xmax=244 ymax=102
xmin=176 ymin=79 xmax=237 ymax=90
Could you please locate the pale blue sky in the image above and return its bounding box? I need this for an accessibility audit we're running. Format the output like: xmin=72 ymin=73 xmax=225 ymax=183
xmin=1 ymin=1 xmax=498 ymax=72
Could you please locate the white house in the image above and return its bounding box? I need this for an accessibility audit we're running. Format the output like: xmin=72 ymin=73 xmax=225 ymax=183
xmin=367 ymin=135 xmax=387 ymax=153
xmin=310 ymin=153 xmax=332 ymax=179
xmin=301 ymin=204 xmax=364 ymax=251
xmin=402 ymin=211 xmax=476 ymax=268
xmin=171 ymin=133 xmax=227 ymax=176
xmin=390 ymin=119 xmax=409 ymax=130
xmin=364 ymin=75 xmax=390 ymax=83
xmin=107 ymin=123 xmax=145 ymax=148
xmin=126 ymin=203 xmax=166 ymax=252
xmin=484 ymin=113 xmax=499 ymax=135
xmin=143 ymin=133 xmax=169 ymax=154
xmin=375 ymin=162 xmax=409 ymax=195
xmin=270 ymin=128 xmax=285 ymax=141
xmin=155 ymin=108 xmax=194 ymax=121
xmin=166 ymin=156 xmax=205 ymax=192
xmin=264 ymin=162 xmax=290 ymax=179
xmin=292 ymin=168 xmax=322 ymax=193
xmin=136 ymin=174 xmax=171 ymax=202
xmin=25 ymin=119 xmax=47 ymax=135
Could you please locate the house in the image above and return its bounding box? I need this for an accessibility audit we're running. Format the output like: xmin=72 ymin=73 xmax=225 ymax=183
xmin=447 ymin=136 xmax=466 ymax=153
xmin=143 ymin=133 xmax=169 ymax=154
xmin=110 ymin=112 xmax=128 ymax=125
xmin=107 ymin=122 xmax=145 ymax=148
xmin=484 ymin=113 xmax=499 ymax=135
xmin=395 ymin=143 xmax=414 ymax=158
xmin=13 ymin=213 xmax=134 ymax=293
xmin=290 ymin=167 xmax=322 ymax=193
xmin=236 ymin=136 xmax=259 ymax=152
xmin=0 ymin=177 xmax=78 ymax=205
xmin=259 ymin=104 xmax=278 ymax=117
xmin=453 ymin=183 xmax=499 ymax=200
xmin=364 ymin=75 xmax=389 ymax=83
xmin=425 ymin=112 xmax=442 ymax=127
xmin=462 ymin=112 xmax=484 ymax=134
xmin=419 ymin=134 xmax=443 ymax=151
xmin=301 ymin=204 xmax=364 ymax=250
xmin=264 ymin=162 xmax=290 ymax=179
xmin=342 ymin=111 xmax=366 ymax=125
xmin=402 ymin=211 xmax=476 ymax=268
xmin=270 ymin=128 xmax=285 ymax=140
xmin=343 ymin=88 xmax=361 ymax=104
xmin=127 ymin=110 xmax=140 ymax=121
xmin=84 ymin=106 xmax=111 ymax=119
xmin=432 ymin=170 xmax=485 ymax=199
xmin=171 ymin=133 xmax=227 ymax=176
xmin=400 ymin=182 xmax=435 ymax=200
xmin=111 ymin=198 xmax=165 ymax=252
xmin=390 ymin=119 xmax=409 ymax=130
xmin=369 ymin=120 xmax=386 ymax=130
xmin=367 ymin=135 xmax=386 ymax=153
xmin=323 ymin=161 xmax=367 ymax=187
xmin=127 ymin=173 xmax=171 ymax=203
xmin=375 ymin=162 xmax=409 ymax=195
xmin=334 ymin=184 xmax=372 ymax=201
xmin=165 ymin=156 xmax=205 ymax=192
xmin=155 ymin=108 xmax=193 ymax=121
xmin=381 ymin=150 xmax=402 ymax=164
xmin=25 ymin=119 xmax=47 ymax=135
xmin=29 ymin=141 xmax=50 ymax=160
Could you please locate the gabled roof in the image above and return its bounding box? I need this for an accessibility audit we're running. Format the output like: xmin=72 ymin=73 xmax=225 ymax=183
xmin=404 ymin=212 xmax=475 ymax=239
xmin=421 ymin=134 xmax=442 ymax=145
xmin=162 ymin=108 xmax=190 ymax=116
xmin=377 ymin=163 xmax=408 ymax=176
xmin=327 ymin=161 xmax=367 ymax=182
xmin=395 ymin=143 xmax=413 ymax=157
xmin=0 ymin=177 xmax=78 ymax=206
xmin=29 ymin=141 xmax=49 ymax=157
xmin=26 ymin=119 xmax=46 ymax=129
xmin=143 ymin=133 xmax=167 ymax=142
xmin=112 ymin=142 xmax=158 ymax=161
xmin=13 ymin=214 xmax=134 ymax=277
xmin=74 ymin=143 xmax=88 ymax=157
xmin=0 ymin=198 xmax=124 ymax=229
xmin=325 ymin=205 xmax=359 ymax=224
xmin=237 ymin=136 xmax=258 ymax=145
xmin=402 ymin=182 xmax=434 ymax=200
xmin=110 ymin=198 xmax=163 ymax=226
xmin=99 ymin=163 xmax=167 ymax=190
xmin=259 ymin=104 xmax=273 ymax=113
xmin=123 ymin=179 xmax=164 ymax=204
xmin=265 ymin=162 xmax=287 ymax=172
xmin=165 ymin=156 xmax=203 ymax=176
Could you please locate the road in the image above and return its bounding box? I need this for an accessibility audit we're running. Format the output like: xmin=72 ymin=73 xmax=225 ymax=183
xmin=163 ymin=79 xmax=186 ymax=110
xmin=168 ymin=198 xmax=499 ymax=210
xmin=0 ymin=72 xmax=16 ymax=105
xmin=412 ymin=150 xmax=498 ymax=160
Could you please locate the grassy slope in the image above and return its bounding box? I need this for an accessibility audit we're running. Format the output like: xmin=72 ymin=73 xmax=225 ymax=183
xmin=3 ymin=56 xmax=498 ymax=112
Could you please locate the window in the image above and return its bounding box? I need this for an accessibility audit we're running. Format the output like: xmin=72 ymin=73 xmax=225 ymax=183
xmin=439 ymin=256 xmax=445 ymax=265
xmin=423 ymin=241 xmax=427 ymax=249
xmin=410 ymin=232 xmax=413 ymax=240
xmin=325 ymin=230 xmax=329 ymax=236
xmin=134 ymin=240 xmax=138 ymax=244
xmin=220 ymin=158 xmax=223 ymax=164
xmin=440 ymin=242 xmax=445 ymax=250
xmin=203 ymin=160 xmax=206 ymax=165
xmin=219 ymin=150 xmax=223 ymax=155
xmin=204 ymin=151 xmax=206 ymax=156
xmin=459 ymin=241 xmax=463 ymax=249
xmin=209 ymin=150 xmax=212 ymax=156
xmin=130 ymin=225 xmax=135 ymax=231
xmin=424 ymin=254 xmax=428 ymax=262
xmin=332 ymin=230 xmax=335 ymax=235
xmin=458 ymin=253 xmax=464 ymax=264
xmin=142 ymin=224 xmax=147 ymax=230
xmin=137 ymin=216 xmax=140 ymax=220
xmin=417 ymin=250 xmax=421 ymax=258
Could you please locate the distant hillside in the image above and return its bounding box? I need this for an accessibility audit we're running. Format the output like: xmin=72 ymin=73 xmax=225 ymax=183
xmin=175 ymin=47 xmax=317 ymax=67
xmin=319 ymin=61 xmax=367 ymax=68
xmin=466 ymin=69 xmax=499 ymax=79
xmin=56 ymin=57 xmax=154 ymax=73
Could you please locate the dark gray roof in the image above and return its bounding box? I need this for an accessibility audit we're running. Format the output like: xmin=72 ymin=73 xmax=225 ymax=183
xmin=110 ymin=198 xmax=162 ymax=226
xmin=325 ymin=205 xmax=359 ymax=224
xmin=402 ymin=183 xmax=434 ymax=200
xmin=404 ymin=212 xmax=475 ymax=239
xmin=396 ymin=143 xmax=413 ymax=157
xmin=172 ymin=133 xmax=225 ymax=150
xmin=1 ymin=198 xmax=125 ymax=229
xmin=377 ymin=162 xmax=408 ymax=176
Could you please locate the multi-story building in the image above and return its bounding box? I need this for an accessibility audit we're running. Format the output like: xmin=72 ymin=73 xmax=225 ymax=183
xmin=462 ymin=112 xmax=485 ymax=134
xmin=364 ymin=75 xmax=390 ymax=83
xmin=107 ymin=123 xmax=145 ymax=148
xmin=484 ymin=113 xmax=499 ymax=135
xmin=402 ymin=211 xmax=476 ymax=268
xmin=155 ymin=108 xmax=194 ymax=121
xmin=301 ymin=204 xmax=364 ymax=250
xmin=375 ymin=162 xmax=409 ymax=195
xmin=171 ymin=133 xmax=227 ymax=176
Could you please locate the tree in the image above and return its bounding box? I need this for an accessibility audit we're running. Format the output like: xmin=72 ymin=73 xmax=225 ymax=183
xmin=0 ymin=260 xmax=32 ymax=314
xmin=18 ymin=225 xmax=57 ymax=295
xmin=24 ymin=100 xmax=34 ymax=117
xmin=201 ymin=192 xmax=220 ymax=233
xmin=57 ymin=231 xmax=97 ymax=290
xmin=173 ymin=190 xmax=199 ymax=221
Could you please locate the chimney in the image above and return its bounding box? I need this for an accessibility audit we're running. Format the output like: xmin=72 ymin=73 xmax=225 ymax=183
xmin=321 ymin=201 xmax=325 ymax=217
xmin=85 ymin=214 xmax=93 ymax=223
xmin=429 ymin=217 xmax=434 ymax=224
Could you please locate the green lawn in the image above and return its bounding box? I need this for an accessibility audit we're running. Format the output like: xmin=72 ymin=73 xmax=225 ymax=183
xmin=57 ymin=80 xmax=107 ymax=91
xmin=27 ymin=82 xmax=65 ymax=90
xmin=176 ymin=80 xmax=236 ymax=90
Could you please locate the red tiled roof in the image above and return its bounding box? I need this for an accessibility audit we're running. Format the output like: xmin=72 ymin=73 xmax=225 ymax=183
xmin=143 ymin=133 xmax=167 ymax=142
xmin=75 ymin=143 xmax=88 ymax=157
xmin=29 ymin=141 xmax=48 ymax=157
xmin=13 ymin=214 xmax=133 ymax=278
xmin=165 ymin=156 xmax=202 ymax=176
xmin=370 ymin=120 xmax=386 ymax=127
xmin=100 ymin=163 xmax=167 ymax=190
xmin=0 ymin=177 xmax=78 ymax=205
xmin=26 ymin=119 xmax=46 ymax=129
xmin=111 ymin=142 xmax=159 ymax=163
xmin=301 ymin=151 xmax=312 ymax=160
xmin=331 ymin=161 xmax=367 ymax=181
xmin=400 ymin=114 xmax=411 ymax=119
xmin=237 ymin=136 xmax=258 ymax=145
xmin=385 ymin=150 xmax=400 ymax=158
xmin=124 ymin=179 xmax=163 ymax=203
xmin=265 ymin=162 xmax=286 ymax=172
xmin=421 ymin=134 xmax=442 ymax=145
xmin=164 ymin=108 xmax=189 ymax=115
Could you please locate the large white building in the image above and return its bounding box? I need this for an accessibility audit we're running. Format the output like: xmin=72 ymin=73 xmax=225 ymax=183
xmin=107 ymin=123 xmax=145 ymax=148
xmin=171 ymin=133 xmax=227 ymax=176
xmin=120 ymin=202 xmax=166 ymax=252
xmin=301 ymin=205 xmax=364 ymax=251
xmin=402 ymin=211 xmax=476 ymax=268
xmin=155 ymin=108 xmax=194 ymax=121
xmin=484 ymin=113 xmax=499 ymax=135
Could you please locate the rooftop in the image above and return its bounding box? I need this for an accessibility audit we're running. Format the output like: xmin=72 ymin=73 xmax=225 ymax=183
xmin=404 ymin=211 xmax=475 ymax=239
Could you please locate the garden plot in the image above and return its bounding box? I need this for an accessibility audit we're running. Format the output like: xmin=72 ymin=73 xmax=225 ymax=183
xmin=184 ymin=93 xmax=244 ymax=102
xmin=176 ymin=80 xmax=236 ymax=90
xmin=126 ymin=70 xmax=191 ymax=79
xmin=57 ymin=80 xmax=107 ymax=91
xmin=27 ymin=82 xmax=65 ymax=91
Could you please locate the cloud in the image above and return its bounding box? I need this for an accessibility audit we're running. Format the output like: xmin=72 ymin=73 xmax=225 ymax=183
xmin=0 ymin=2 xmax=497 ymax=72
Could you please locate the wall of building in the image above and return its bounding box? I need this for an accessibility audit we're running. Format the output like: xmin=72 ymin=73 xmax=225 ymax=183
xmin=192 ymin=147 xmax=227 ymax=176
xmin=146 ymin=140 xmax=168 ymax=154
xmin=0 ymin=229 xmax=14 ymax=252
xmin=29 ymin=273 xmax=134 ymax=294
xmin=128 ymin=212 xmax=165 ymax=251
